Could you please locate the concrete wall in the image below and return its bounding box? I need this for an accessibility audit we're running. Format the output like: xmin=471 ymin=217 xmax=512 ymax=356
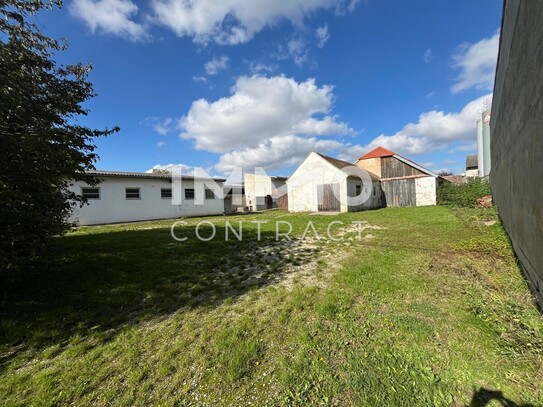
xmin=356 ymin=157 xmax=381 ymax=178
xmin=69 ymin=177 xmax=224 ymax=225
xmin=415 ymin=177 xmax=437 ymax=206
xmin=491 ymin=0 xmax=543 ymax=306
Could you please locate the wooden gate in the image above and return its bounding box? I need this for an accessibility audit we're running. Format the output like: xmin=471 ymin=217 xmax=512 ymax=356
xmin=317 ymin=183 xmax=341 ymax=212
xmin=382 ymin=179 xmax=416 ymax=207
xmin=277 ymin=194 xmax=288 ymax=210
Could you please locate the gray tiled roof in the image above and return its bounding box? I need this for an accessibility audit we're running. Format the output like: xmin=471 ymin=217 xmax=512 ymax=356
xmin=82 ymin=170 xmax=226 ymax=182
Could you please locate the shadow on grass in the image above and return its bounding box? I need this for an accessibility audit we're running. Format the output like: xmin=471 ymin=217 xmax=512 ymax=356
xmin=467 ymin=387 xmax=536 ymax=407
xmin=0 ymin=224 xmax=312 ymax=368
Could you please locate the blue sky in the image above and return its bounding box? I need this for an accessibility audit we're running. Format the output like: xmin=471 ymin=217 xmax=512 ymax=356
xmin=37 ymin=0 xmax=502 ymax=176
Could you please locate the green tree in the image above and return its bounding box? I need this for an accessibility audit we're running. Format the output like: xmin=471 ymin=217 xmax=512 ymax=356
xmin=0 ymin=0 xmax=119 ymax=278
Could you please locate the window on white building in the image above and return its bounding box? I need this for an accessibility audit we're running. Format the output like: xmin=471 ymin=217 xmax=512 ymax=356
xmin=81 ymin=187 xmax=100 ymax=199
xmin=161 ymin=188 xmax=172 ymax=198
xmin=125 ymin=188 xmax=140 ymax=199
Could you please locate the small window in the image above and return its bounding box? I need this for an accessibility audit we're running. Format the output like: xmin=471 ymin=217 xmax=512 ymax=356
xmin=184 ymin=188 xmax=194 ymax=199
xmin=161 ymin=188 xmax=172 ymax=199
xmin=82 ymin=187 xmax=100 ymax=199
xmin=205 ymin=187 xmax=215 ymax=199
xmin=125 ymin=188 xmax=140 ymax=199
xmin=355 ymin=184 xmax=361 ymax=196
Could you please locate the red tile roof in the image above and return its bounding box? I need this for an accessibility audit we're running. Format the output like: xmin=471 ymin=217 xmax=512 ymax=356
xmin=358 ymin=146 xmax=395 ymax=160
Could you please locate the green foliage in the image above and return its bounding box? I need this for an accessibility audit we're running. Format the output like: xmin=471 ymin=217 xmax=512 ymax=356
xmin=437 ymin=178 xmax=491 ymax=207
xmin=0 ymin=0 xmax=118 ymax=275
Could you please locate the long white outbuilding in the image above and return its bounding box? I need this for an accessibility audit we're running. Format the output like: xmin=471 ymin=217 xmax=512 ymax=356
xmin=68 ymin=170 xmax=226 ymax=225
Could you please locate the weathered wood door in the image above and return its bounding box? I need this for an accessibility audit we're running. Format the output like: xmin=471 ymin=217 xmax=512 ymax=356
xmin=382 ymin=179 xmax=416 ymax=207
xmin=277 ymin=194 xmax=288 ymax=210
xmin=317 ymin=183 xmax=341 ymax=212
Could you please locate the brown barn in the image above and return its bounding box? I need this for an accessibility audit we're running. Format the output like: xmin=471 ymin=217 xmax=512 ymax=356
xmin=356 ymin=146 xmax=444 ymax=207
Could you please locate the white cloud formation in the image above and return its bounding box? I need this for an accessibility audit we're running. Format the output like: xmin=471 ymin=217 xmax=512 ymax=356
xmin=423 ymin=48 xmax=433 ymax=63
xmin=316 ymin=24 xmax=330 ymax=48
xmin=180 ymin=75 xmax=355 ymax=154
xmin=204 ymin=55 xmax=229 ymax=75
xmin=157 ymin=141 xmax=166 ymax=147
xmin=216 ymin=135 xmax=345 ymax=172
xmin=147 ymin=163 xmax=195 ymax=173
xmin=149 ymin=0 xmax=358 ymax=45
xmin=248 ymin=61 xmax=275 ymax=74
xmin=70 ymin=0 xmax=147 ymax=41
xmin=451 ymin=32 xmax=499 ymax=93
xmin=286 ymin=38 xmax=311 ymax=66
xmin=192 ymin=75 xmax=208 ymax=83
xmin=143 ymin=117 xmax=174 ymax=135
xmin=364 ymin=93 xmax=492 ymax=155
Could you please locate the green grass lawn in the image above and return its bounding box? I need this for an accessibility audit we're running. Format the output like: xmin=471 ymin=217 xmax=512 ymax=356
xmin=1 ymin=206 xmax=542 ymax=405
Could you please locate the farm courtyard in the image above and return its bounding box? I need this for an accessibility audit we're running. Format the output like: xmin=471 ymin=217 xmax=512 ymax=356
xmin=1 ymin=206 xmax=542 ymax=405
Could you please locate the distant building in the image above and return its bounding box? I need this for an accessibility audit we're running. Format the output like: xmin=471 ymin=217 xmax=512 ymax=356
xmin=442 ymin=175 xmax=465 ymax=185
xmin=476 ymin=101 xmax=492 ymax=177
xmin=465 ymin=155 xmax=479 ymax=178
xmin=244 ymin=174 xmax=287 ymax=211
xmin=356 ymin=147 xmax=445 ymax=207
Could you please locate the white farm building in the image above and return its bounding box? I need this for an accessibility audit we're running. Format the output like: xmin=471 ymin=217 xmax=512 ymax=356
xmin=68 ymin=170 xmax=225 ymax=225
xmin=286 ymin=152 xmax=382 ymax=213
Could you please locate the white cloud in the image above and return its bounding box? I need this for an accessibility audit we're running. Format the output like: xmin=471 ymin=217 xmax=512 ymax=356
xmin=204 ymin=55 xmax=229 ymax=75
xmin=364 ymin=93 xmax=492 ymax=155
xmin=70 ymin=0 xmax=147 ymax=41
xmin=157 ymin=141 xmax=166 ymax=147
xmin=287 ymin=38 xmax=311 ymax=67
xmin=147 ymin=163 xmax=195 ymax=173
xmin=143 ymin=117 xmax=174 ymax=135
xmin=423 ymin=48 xmax=433 ymax=64
xmin=193 ymin=75 xmax=208 ymax=83
xmin=180 ymin=75 xmax=355 ymax=154
xmin=149 ymin=0 xmax=358 ymax=45
xmin=216 ymin=135 xmax=345 ymax=172
xmin=316 ymin=24 xmax=330 ymax=48
xmin=451 ymin=32 xmax=499 ymax=93
xmin=248 ymin=61 xmax=275 ymax=74
xmin=451 ymin=142 xmax=478 ymax=152
xmin=422 ymin=161 xmax=435 ymax=168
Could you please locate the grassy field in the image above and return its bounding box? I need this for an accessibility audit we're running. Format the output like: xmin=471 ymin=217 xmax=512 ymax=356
xmin=1 ymin=206 xmax=542 ymax=406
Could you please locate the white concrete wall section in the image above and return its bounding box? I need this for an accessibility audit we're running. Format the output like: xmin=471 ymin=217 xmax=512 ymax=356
xmin=415 ymin=176 xmax=437 ymax=206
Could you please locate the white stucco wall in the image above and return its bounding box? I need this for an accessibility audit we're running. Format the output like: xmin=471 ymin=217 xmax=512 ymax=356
xmin=415 ymin=176 xmax=437 ymax=206
xmin=287 ymin=152 xmax=380 ymax=213
xmin=68 ymin=177 xmax=224 ymax=225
